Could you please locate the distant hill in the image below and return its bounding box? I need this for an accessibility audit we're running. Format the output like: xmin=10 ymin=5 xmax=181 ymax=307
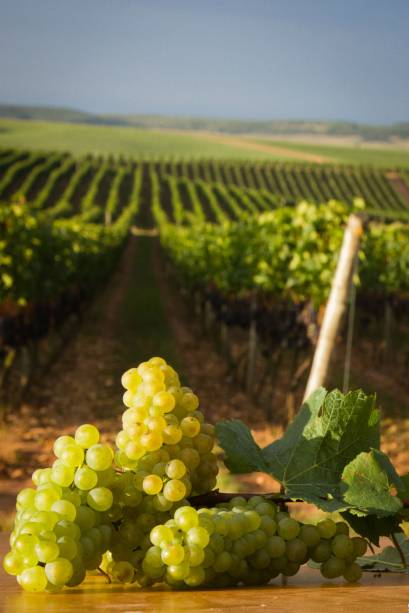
xmin=1 ymin=103 xmax=408 ymax=142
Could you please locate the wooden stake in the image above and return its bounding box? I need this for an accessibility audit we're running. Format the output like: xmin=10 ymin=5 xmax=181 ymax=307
xmin=342 ymin=256 xmax=358 ymax=393
xmin=246 ymin=300 xmax=258 ymax=395
xmin=304 ymin=214 xmax=363 ymax=400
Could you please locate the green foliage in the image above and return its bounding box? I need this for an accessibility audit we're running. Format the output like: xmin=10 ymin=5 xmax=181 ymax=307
xmin=216 ymin=388 xmax=407 ymax=545
xmin=0 ymin=169 xmax=140 ymax=307
xmin=357 ymin=533 xmax=409 ymax=571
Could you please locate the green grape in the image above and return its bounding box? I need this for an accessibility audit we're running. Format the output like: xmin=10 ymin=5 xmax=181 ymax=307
xmin=254 ymin=501 xmax=276 ymax=516
xmin=54 ymin=520 xmax=81 ymax=541
xmin=75 ymin=424 xmax=100 ymax=448
xmin=56 ymin=536 xmax=77 ymax=560
xmin=153 ymin=493 xmax=173 ymax=512
xmin=75 ymin=505 xmax=96 ymax=530
xmin=243 ymin=510 xmax=261 ymax=531
xmin=121 ymin=367 xmax=141 ymax=391
xmin=161 ymin=543 xmax=185 ymax=565
xmin=45 ymin=558 xmax=73 ymax=586
xmin=140 ymin=431 xmax=163 ymax=452
xmin=3 ymin=551 xmax=25 ymax=575
xmin=85 ymin=444 xmax=113 ymax=471
xmin=278 ymin=517 xmax=300 ymax=540
xmin=316 ymin=519 xmax=337 ymax=539
xmin=51 ymin=462 xmax=74 ymax=488
xmin=162 ymin=425 xmax=182 ymax=445
xmin=174 ymin=506 xmax=199 ymax=532
xmin=163 ymin=479 xmax=186 ymax=502
xmin=111 ymin=561 xmax=135 ymax=583
xmin=310 ymin=540 xmax=332 ymax=563
xmin=19 ymin=566 xmax=48 ymax=592
xmin=193 ymin=434 xmax=213 ymax=454
xmin=180 ymin=417 xmax=201 ymax=438
xmin=266 ymin=536 xmax=286 ymax=558
xmin=186 ymin=527 xmax=210 ymax=548
xmin=320 ymin=556 xmax=346 ymax=579
xmin=351 ymin=537 xmax=367 ymax=558
xmin=187 ymin=544 xmax=205 ymax=567
xmin=60 ymin=445 xmax=84 ymax=468
xmin=286 ymin=538 xmax=308 ymax=563
xmin=166 ymin=459 xmax=187 ymax=479
xmin=142 ymin=474 xmax=163 ymax=495
xmin=180 ymin=392 xmax=199 ymax=412
xmin=331 ymin=534 xmax=354 ymax=559
xmin=51 ymin=500 xmax=77 ymax=522
xmin=150 ymin=525 xmax=174 ymax=546
xmin=343 ymin=562 xmax=363 ymax=582
xmin=282 ymin=560 xmax=300 ymax=577
xmin=248 ymin=549 xmax=270 ymax=570
xmin=35 ymin=541 xmax=59 ymax=563
xmin=184 ymin=566 xmax=205 ymax=587
xmin=299 ymin=525 xmax=321 ymax=547
xmin=260 ymin=516 xmax=277 ymax=536
xmin=65 ymin=558 xmax=86 ymax=587
xmin=14 ymin=534 xmax=38 ymax=555
xmin=179 ymin=447 xmax=200 ymax=469
xmin=198 ymin=515 xmax=215 ymax=535
xmin=53 ymin=435 xmax=76 ymax=458
xmin=144 ymin=546 xmax=164 ymax=568
xmin=213 ymin=516 xmax=228 ymax=537
xmin=87 ymin=487 xmax=113 ymax=512
xmin=16 ymin=488 xmax=36 ymax=509
xmin=335 ymin=522 xmax=350 ymax=536
xmin=74 ymin=466 xmax=98 ymax=490
xmin=167 ymin=561 xmax=190 ymax=580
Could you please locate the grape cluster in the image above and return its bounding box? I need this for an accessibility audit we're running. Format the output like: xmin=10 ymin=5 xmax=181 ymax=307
xmin=3 ymin=357 xmax=367 ymax=593
xmin=3 ymin=424 xmax=115 ymax=592
xmin=135 ymin=498 xmax=366 ymax=588
xmin=117 ymin=357 xmax=218 ymax=502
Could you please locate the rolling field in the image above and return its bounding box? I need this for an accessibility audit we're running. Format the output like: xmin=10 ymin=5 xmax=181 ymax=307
xmin=0 ymin=119 xmax=285 ymax=160
xmin=250 ymin=138 xmax=409 ymax=167
xmin=2 ymin=118 xmax=409 ymax=167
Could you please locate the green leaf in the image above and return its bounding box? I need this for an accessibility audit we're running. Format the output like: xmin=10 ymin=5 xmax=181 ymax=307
xmin=216 ymin=388 xmax=394 ymax=518
xmin=341 ymin=512 xmax=402 ymax=547
xmin=397 ymin=473 xmax=409 ymax=501
xmin=261 ymin=388 xmax=380 ymax=510
xmin=357 ymin=533 xmax=409 ymax=572
xmin=341 ymin=450 xmax=403 ymax=517
xmin=215 ymin=420 xmax=268 ymax=474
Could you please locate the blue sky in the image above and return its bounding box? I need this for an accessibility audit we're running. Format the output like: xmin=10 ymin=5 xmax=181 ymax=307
xmin=0 ymin=0 xmax=408 ymax=123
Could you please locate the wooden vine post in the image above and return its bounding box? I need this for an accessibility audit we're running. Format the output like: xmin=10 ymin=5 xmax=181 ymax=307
xmin=304 ymin=214 xmax=363 ymax=400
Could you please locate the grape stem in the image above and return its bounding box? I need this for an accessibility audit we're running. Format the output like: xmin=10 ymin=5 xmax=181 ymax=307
xmin=391 ymin=533 xmax=407 ymax=569
xmin=98 ymin=566 xmax=112 ymax=583
xmin=189 ymin=490 xmax=409 ymax=509
xmin=188 ymin=490 xmax=296 ymax=507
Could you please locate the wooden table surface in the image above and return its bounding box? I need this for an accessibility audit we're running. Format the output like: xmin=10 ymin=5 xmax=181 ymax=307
xmin=1 ymin=532 xmax=409 ymax=612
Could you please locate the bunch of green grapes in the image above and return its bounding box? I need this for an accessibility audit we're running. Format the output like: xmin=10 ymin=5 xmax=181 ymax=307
xmin=310 ymin=518 xmax=366 ymax=582
xmin=116 ymin=357 xmax=218 ymax=506
xmin=3 ymin=357 xmax=368 ymax=593
xmin=3 ymin=424 xmax=115 ymax=592
xmin=132 ymin=497 xmax=366 ymax=588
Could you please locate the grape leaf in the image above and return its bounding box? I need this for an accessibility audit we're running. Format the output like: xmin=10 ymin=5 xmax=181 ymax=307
xmin=397 ymin=473 xmax=409 ymax=501
xmin=261 ymin=389 xmax=380 ymax=502
xmin=215 ymin=419 xmax=269 ymax=474
xmin=341 ymin=512 xmax=402 ymax=547
xmin=217 ymin=388 xmax=388 ymax=515
xmin=341 ymin=450 xmax=403 ymax=517
xmin=357 ymin=533 xmax=409 ymax=572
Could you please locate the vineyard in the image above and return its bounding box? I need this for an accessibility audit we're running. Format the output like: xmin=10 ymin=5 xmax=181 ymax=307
xmin=2 ymin=146 xmax=409 ymax=599
xmin=1 ymin=148 xmax=409 ymax=416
